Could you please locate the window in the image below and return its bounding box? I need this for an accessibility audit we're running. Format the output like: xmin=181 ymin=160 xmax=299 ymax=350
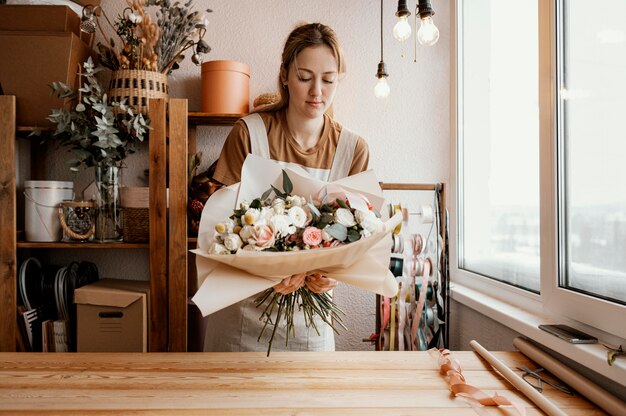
xmin=456 ymin=0 xmax=540 ymax=291
xmin=455 ymin=0 xmax=626 ymax=339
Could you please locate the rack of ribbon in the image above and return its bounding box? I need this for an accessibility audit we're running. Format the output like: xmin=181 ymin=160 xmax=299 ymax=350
xmin=367 ymin=182 xmax=449 ymax=351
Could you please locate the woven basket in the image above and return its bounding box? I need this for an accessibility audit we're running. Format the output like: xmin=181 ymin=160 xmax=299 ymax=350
xmin=122 ymin=207 xmax=149 ymax=243
xmin=120 ymin=187 xmax=150 ymax=243
xmin=108 ymin=70 xmax=168 ymax=114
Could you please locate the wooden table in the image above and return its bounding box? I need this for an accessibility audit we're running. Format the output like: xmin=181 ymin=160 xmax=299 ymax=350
xmin=0 ymin=351 xmax=603 ymax=415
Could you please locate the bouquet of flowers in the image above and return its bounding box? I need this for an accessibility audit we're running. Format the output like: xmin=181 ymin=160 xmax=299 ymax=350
xmin=192 ymin=155 xmax=401 ymax=354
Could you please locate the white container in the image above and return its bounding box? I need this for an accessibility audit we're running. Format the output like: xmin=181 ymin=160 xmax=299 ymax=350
xmin=24 ymin=180 xmax=74 ymax=242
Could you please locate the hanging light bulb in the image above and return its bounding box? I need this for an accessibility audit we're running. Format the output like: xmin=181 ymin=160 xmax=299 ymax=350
xmin=375 ymin=62 xmax=390 ymax=99
xmin=417 ymin=16 xmax=439 ymax=45
xmin=416 ymin=0 xmax=439 ymax=46
xmin=374 ymin=0 xmax=390 ymax=98
xmin=393 ymin=0 xmax=412 ymax=42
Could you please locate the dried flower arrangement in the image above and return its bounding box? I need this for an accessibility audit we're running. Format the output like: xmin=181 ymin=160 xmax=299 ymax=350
xmin=81 ymin=0 xmax=212 ymax=75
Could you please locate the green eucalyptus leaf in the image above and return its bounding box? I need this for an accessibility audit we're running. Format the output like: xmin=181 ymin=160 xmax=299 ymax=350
xmin=336 ymin=199 xmax=350 ymax=209
xmin=271 ymin=185 xmax=285 ymax=199
xmin=282 ymin=170 xmax=293 ymax=194
xmin=326 ymin=223 xmax=348 ymax=242
xmin=261 ymin=188 xmax=273 ymax=201
xmin=347 ymin=229 xmax=361 ymax=242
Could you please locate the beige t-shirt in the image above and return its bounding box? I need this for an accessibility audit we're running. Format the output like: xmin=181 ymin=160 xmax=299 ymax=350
xmin=213 ymin=110 xmax=369 ymax=186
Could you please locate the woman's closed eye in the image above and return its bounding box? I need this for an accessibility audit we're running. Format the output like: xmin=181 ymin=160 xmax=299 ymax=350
xmin=297 ymin=76 xmax=336 ymax=84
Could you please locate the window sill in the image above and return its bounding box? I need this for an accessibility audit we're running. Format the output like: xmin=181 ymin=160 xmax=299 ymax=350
xmin=450 ymin=282 xmax=626 ymax=387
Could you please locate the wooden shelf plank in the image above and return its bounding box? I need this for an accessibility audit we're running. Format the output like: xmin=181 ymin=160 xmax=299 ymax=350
xmin=16 ymin=242 xmax=149 ymax=249
xmin=188 ymin=112 xmax=244 ymax=126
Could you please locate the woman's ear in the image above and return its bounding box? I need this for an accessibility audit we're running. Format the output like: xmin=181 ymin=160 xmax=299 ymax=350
xmin=280 ymin=67 xmax=288 ymax=86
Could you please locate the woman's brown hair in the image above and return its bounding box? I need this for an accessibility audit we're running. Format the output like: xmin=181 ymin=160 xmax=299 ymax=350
xmin=256 ymin=22 xmax=345 ymax=114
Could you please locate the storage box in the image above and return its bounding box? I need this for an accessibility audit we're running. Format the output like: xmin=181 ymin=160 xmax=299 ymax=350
xmin=74 ymin=278 xmax=150 ymax=352
xmin=0 ymin=5 xmax=82 ymax=37
xmin=0 ymin=31 xmax=93 ymax=126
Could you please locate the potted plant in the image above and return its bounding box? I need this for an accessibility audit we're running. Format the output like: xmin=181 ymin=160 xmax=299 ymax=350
xmin=46 ymin=57 xmax=151 ymax=242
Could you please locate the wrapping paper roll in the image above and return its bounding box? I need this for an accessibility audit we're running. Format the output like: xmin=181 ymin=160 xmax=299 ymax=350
xmin=470 ymin=340 xmax=567 ymax=416
xmin=514 ymin=337 xmax=626 ymax=416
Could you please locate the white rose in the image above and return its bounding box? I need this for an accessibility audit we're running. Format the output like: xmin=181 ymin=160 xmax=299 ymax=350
xmin=288 ymin=206 xmax=307 ymax=228
xmin=321 ymin=227 xmax=334 ymax=242
xmin=258 ymin=206 xmax=274 ymax=225
xmin=240 ymin=200 xmax=250 ymax=210
xmin=224 ymin=218 xmax=236 ymax=233
xmin=223 ymin=233 xmax=243 ymax=251
xmin=335 ymin=208 xmax=357 ymax=227
xmin=239 ymin=225 xmax=254 ymax=242
xmin=272 ymin=198 xmax=286 ymax=214
xmin=286 ymin=195 xmax=306 ymax=207
xmin=270 ymin=214 xmax=295 ymax=238
xmin=356 ymin=210 xmax=384 ymax=235
xmin=207 ymin=242 xmax=229 ymax=255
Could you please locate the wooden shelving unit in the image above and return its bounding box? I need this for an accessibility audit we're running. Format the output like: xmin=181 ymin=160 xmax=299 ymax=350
xmin=0 ymin=96 xmax=228 ymax=353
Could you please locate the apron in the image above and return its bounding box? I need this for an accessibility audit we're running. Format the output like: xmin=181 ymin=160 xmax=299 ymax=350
xmin=204 ymin=113 xmax=359 ymax=352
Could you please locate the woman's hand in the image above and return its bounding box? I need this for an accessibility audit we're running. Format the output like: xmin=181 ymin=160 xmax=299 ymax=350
xmin=305 ymin=273 xmax=337 ymax=294
xmin=273 ymin=272 xmax=306 ymax=295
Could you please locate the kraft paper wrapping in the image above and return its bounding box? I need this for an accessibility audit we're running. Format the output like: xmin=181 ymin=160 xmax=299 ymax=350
xmin=192 ymin=154 xmax=401 ymax=317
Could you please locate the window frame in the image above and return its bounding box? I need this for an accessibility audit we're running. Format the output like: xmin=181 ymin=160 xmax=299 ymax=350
xmin=452 ymin=0 xmax=626 ymax=340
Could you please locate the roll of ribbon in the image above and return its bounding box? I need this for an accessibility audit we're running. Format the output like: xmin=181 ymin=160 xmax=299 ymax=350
xmin=424 ymin=257 xmax=434 ymax=277
xmin=389 ymin=257 xmax=403 ymax=277
xmin=403 ymin=256 xmax=415 ymax=278
xmin=391 ymin=234 xmax=404 ymax=254
xmin=392 ymin=204 xmax=403 ymax=234
xmin=419 ymin=205 xmax=435 ymax=224
xmin=411 ymin=233 xmax=423 ymax=256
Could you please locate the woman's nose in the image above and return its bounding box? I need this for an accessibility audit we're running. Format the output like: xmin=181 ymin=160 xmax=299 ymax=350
xmin=309 ymin=79 xmax=322 ymax=96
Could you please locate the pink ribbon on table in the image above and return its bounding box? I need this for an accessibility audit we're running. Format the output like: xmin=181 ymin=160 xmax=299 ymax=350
xmin=429 ymin=348 xmax=527 ymax=416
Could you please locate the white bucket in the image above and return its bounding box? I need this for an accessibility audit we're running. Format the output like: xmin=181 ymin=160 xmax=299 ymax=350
xmin=24 ymin=180 xmax=74 ymax=242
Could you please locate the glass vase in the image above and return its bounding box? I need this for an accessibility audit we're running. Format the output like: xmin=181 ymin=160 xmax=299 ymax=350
xmin=95 ymin=164 xmax=122 ymax=242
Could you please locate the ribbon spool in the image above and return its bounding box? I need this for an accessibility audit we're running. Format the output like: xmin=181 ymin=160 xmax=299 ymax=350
xmin=388 ymin=203 xmax=403 ymax=235
xmin=411 ymin=233 xmax=423 ymax=256
xmin=389 ymin=257 xmax=403 ymax=277
xmin=391 ymin=234 xmax=404 ymax=254
xmin=417 ymin=205 xmax=435 ymax=224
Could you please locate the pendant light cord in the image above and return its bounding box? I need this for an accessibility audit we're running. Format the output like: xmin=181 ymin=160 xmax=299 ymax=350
xmin=380 ymin=0 xmax=384 ymax=62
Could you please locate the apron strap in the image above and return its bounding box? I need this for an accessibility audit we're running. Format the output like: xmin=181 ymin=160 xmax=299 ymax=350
xmin=241 ymin=113 xmax=270 ymax=158
xmin=328 ymin=126 xmax=358 ymax=182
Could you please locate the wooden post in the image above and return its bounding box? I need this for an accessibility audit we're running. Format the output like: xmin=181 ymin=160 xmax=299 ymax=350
xmin=148 ymin=99 xmax=168 ymax=352
xmin=0 ymin=96 xmax=17 ymax=351
xmin=168 ymin=99 xmax=188 ymax=352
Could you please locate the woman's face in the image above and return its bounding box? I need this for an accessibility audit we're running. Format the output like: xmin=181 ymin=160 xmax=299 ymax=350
xmin=284 ymin=45 xmax=339 ymax=120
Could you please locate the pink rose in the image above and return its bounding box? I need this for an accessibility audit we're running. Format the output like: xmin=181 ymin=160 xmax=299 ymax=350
xmin=248 ymin=225 xmax=276 ymax=250
xmin=302 ymin=226 xmax=323 ymax=246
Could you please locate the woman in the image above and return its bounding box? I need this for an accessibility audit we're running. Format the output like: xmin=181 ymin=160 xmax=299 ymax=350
xmin=205 ymin=22 xmax=370 ymax=352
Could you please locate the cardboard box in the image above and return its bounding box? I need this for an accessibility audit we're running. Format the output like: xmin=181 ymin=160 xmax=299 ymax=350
xmin=0 ymin=5 xmax=81 ymax=37
xmin=74 ymin=279 xmax=150 ymax=352
xmin=0 ymin=31 xmax=93 ymax=126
